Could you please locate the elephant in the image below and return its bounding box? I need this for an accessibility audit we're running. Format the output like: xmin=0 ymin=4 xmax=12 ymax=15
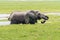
xmin=8 ymin=10 xmax=37 ymax=24
xmin=8 ymin=10 xmax=49 ymax=24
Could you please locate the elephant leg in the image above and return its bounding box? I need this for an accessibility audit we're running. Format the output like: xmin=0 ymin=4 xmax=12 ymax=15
xmin=29 ymin=18 xmax=35 ymax=24
xmin=10 ymin=20 xmax=18 ymax=24
xmin=25 ymin=19 xmax=29 ymax=24
xmin=29 ymin=20 xmax=35 ymax=24
xmin=22 ymin=20 xmax=26 ymax=24
xmin=35 ymin=18 xmax=37 ymax=23
xmin=35 ymin=20 xmax=37 ymax=23
xmin=25 ymin=17 xmax=29 ymax=24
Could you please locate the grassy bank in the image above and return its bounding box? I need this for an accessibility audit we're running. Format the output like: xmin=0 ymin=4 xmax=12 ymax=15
xmin=0 ymin=1 xmax=60 ymax=13
xmin=0 ymin=15 xmax=60 ymax=40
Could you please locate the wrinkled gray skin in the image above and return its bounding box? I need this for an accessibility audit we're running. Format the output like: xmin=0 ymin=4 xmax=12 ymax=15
xmin=8 ymin=10 xmax=37 ymax=24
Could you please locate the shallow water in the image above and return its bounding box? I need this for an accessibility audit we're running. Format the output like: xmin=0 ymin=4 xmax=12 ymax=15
xmin=0 ymin=14 xmax=10 ymax=25
xmin=0 ymin=21 xmax=10 ymax=25
xmin=0 ymin=14 xmax=9 ymax=18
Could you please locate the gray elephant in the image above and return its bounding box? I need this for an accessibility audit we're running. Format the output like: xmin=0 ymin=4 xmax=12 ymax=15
xmin=8 ymin=10 xmax=49 ymax=24
xmin=8 ymin=10 xmax=37 ymax=24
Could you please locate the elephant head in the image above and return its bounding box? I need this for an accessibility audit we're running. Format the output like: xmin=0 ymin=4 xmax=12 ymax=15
xmin=40 ymin=14 xmax=49 ymax=24
xmin=31 ymin=10 xmax=49 ymax=24
xmin=37 ymin=13 xmax=49 ymax=24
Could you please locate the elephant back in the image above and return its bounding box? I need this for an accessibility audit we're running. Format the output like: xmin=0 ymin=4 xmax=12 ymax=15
xmin=8 ymin=11 xmax=27 ymax=21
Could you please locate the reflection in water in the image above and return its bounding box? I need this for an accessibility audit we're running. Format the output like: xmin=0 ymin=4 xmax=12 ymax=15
xmin=0 ymin=21 xmax=10 ymax=25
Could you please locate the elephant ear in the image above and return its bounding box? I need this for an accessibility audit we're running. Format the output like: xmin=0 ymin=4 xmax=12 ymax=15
xmin=27 ymin=10 xmax=36 ymax=16
xmin=35 ymin=10 xmax=42 ymax=16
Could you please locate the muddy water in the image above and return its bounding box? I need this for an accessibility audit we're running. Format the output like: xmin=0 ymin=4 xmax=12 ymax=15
xmin=0 ymin=13 xmax=60 ymax=25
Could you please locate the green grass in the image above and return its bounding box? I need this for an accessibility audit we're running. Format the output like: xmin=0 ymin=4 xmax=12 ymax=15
xmin=0 ymin=1 xmax=60 ymax=13
xmin=0 ymin=15 xmax=60 ymax=40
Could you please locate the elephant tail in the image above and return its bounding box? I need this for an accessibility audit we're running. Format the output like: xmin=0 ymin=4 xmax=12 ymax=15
xmin=8 ymin=12 xmax=13 ymax=21
xmin=8 ymin=17 xmax=10 ymax=21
